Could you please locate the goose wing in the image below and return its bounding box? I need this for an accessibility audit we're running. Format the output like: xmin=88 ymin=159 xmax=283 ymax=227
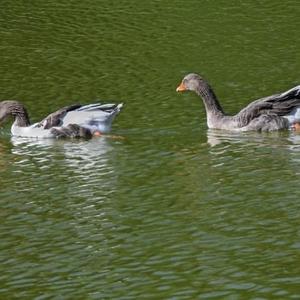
xmin=38 ymin=103 xmax=123 ymax=133
xmin=61 ymin=103 xmax=123 ymax=133
xmin=39 ymin=104 xmax=82 ymax=129
xmin=235 ymin=85 xmax=300 ymax=127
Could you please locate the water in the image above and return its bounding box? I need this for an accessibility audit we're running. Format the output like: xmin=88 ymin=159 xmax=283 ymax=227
xmin=1 ymin=0 xmax=300 ymax=299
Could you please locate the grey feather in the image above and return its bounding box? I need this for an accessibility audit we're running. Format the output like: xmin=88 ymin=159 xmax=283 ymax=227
xmin=177 ymin=73 xmax=300 ymax=131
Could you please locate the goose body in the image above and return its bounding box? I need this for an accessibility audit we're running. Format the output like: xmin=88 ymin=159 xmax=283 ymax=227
xmin=0 ymin=101 xmax=123 ymax=138
xmin=176 ymin=73 xmax=300 ymax=132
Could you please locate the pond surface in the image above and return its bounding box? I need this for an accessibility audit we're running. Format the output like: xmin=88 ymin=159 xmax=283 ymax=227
xmin=1 ymin=0 xmax=300 ymax=299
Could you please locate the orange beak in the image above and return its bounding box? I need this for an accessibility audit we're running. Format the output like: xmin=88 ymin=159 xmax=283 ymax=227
xmin=93 ymin=131 xmax=102 ymax=137
xmin=176 ymin=81 xmax=187 ymax=92
xmin=292 ymin=122 xmax=300 ymax=131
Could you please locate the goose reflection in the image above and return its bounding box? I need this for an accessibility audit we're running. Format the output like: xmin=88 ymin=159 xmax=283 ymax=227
xmin=206 ymin=129 xmax=294 ymax=148
xmin=10 ymin=136 xmax=114 ymax=174
xmin=12 ymin=133 xmax=111 ymax=150
xmin=206 ymin=129 xmax=265 ymax=147
xmin=0 ymin=140 xmax=11 ymax=171
xmin=287 ymin=131 xmax=300 ymax=146
xmin=10 ymin=136 xmax=121 ymax=202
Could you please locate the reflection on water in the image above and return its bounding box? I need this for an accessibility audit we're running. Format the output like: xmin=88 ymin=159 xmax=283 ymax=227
xmin=0 ymin=140 xmax=11 ymax=172
xmin=11 ymin=136 xmax=113 ymax=163
xmin=1 ymin=0 xmax=300 ymax=298
xmin=2 ymin=129 xmax=300 ymax=299
xmin=1 ymin=136 xmax=121 ymax=298
xmin=206 ymin=129 xmax=300 ymax=179
xmin=10 ymin=136 xmax=117 ymax=194
xmin=207 ymin=128 xmax=300 ymax=149
xmin=287 ymin=132 xmax=300 ymax=146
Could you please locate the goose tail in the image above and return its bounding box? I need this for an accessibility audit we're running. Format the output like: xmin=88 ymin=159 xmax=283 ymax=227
xmin=77 ymin=103 xmax=124 ymax=115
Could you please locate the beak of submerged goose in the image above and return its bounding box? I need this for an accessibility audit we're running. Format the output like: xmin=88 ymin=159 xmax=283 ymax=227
xmin=292 ymin=122 xmax=300 ymax=131
xmin=176 ymin=81 xmax=187 ymax=92
xmin=93 ymin=131 xmax=102 ymax=137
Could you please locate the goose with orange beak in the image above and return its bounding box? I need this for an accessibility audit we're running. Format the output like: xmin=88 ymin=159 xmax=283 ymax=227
xmin=176 ymin=73 xmax=300 ymax=132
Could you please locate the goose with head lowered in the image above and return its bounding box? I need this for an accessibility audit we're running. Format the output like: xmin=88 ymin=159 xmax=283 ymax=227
xmin=176 ymin=73 xmax=300 ymax=131
xmin=0 ymin=100 xmax=123 ymax=138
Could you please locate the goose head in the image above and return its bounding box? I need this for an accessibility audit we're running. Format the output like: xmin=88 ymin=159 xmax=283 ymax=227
xmin=0 ymin=101 xmax=15 ymax=124
xmin=176 ymin=73 xmax=207 ymax=93
xmin=0 ymin=101 xmax=30 ymax=126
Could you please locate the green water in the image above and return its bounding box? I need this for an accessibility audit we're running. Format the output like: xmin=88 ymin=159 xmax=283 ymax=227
xmin=1 ymin=0 xmax=300 ymax=299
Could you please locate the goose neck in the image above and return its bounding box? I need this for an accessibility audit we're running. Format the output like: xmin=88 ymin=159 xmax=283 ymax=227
xmin=196 ymin=85 xmax=224 ymax=116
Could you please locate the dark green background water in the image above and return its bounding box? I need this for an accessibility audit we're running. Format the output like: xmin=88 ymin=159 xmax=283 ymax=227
xmin=1 ymin=1 xmax=300 ymax=299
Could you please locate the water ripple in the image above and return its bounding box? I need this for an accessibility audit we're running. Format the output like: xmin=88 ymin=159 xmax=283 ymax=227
xmin=1 ymin=0 xmax=300 ymax=298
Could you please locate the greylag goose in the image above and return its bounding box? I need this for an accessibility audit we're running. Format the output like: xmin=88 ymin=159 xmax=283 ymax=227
xmin=0 ymin=100 xmax=123 ymax=138
xmin=176 ymin=73 xmax=300 ymax=131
